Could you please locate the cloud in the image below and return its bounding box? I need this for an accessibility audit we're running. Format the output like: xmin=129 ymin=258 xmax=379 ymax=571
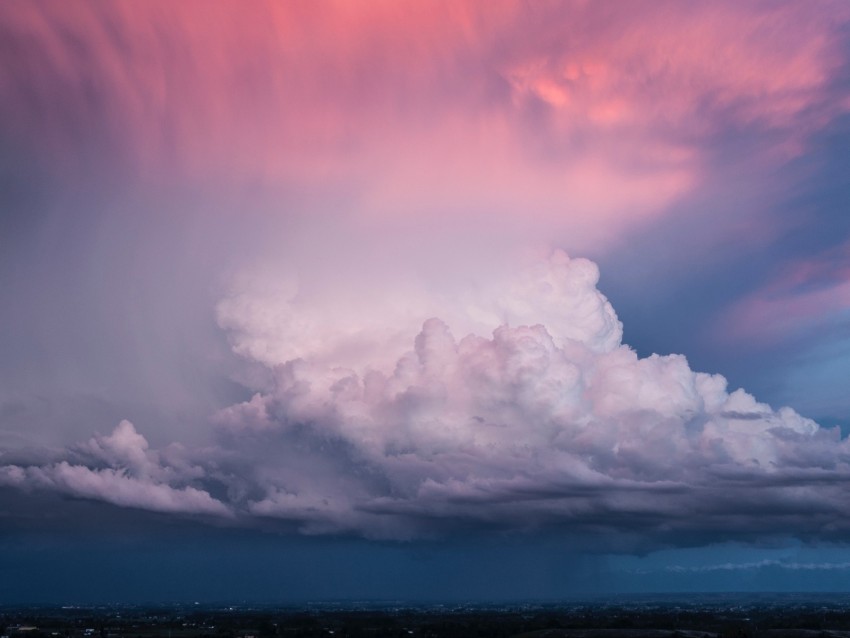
xmin=5 ymin=251 xmax=849 ymax=545
xmin=216 ymin=250 xmax=622 ymax=370
xmin=2 ymin=1 xmax=850 ymax=550
xmin=205 ymin=250 xmax=850 ymax=541
xmin=717 ymin=242 xmax=850 ymax=347
xmin=665 ymin=560 xmax=850 ymax=573
xmin=2 ymin=1 xmax=848 ymax=250
xmin=0 ymin=420 xmax=229 ymax=517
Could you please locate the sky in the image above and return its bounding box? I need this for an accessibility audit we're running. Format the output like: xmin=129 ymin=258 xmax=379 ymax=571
xmin=2 ymin=0 xmax=850 ymax=602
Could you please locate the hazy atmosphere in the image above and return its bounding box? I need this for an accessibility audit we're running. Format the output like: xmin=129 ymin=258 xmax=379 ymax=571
xmin=2 ymin=1 xmax=850 ymax=602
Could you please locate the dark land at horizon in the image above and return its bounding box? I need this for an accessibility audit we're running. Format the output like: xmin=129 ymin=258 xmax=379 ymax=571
xmin=6 ymin=594 xmax=850 ymax=638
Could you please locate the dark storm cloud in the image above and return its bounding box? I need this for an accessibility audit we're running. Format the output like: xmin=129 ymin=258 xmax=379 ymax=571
xmin=1 ymin=1 xmax=850 ymax=576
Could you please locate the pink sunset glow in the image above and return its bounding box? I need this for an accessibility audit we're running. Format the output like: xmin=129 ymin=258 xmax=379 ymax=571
xmin=3 ymin=1 xmax=847 ymax=250
xmin=718 ymin=244 xmax=850 ymax=346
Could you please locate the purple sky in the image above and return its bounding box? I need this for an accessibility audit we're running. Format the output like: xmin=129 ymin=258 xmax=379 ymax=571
xmin=2 ymin=1 xmax=850 ymax=600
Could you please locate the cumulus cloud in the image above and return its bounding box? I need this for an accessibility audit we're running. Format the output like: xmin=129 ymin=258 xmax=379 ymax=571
xmin=216 ymin=250 xmax=621 ymax=370
xmin=209 ymin=251 xmax=850 ymax=541
xmin=7 ymin=250 xmax=847 ymax=545
xmin=0 ymin=420 xmax=229 ymax=517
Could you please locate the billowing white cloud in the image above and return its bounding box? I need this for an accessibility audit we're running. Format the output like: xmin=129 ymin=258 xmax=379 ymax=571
xmin=210 ymin=251 xmax=850 ymax=540
xmin=216 ymin=250 xmax=622 ymax=370
xmin=0 ymin=420 xmax=229 ymax=517
xmin=3 ymin=251 xmax=850 ymax=544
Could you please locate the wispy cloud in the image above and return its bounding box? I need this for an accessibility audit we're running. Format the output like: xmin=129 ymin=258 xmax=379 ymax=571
xmin=665 ymin=560 xmax=850 ymax=573
xmin=2 ymin=1 xmax=847 ymax=248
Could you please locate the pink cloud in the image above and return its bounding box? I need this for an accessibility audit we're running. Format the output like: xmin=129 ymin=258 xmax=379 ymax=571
xmin=716 ymin=243 xmax=850 ymax=346
xmin=2 ymin=251 xmax=849 ymax=543
xmin=3 ymin=1 xmax=847 ymax=249
xmin=0 ymin=420 xmax=230 ymax=517
xmin=209 ymin=252 xmax=843 ymax=540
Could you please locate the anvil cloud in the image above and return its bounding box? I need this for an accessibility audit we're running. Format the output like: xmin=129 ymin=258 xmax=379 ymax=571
xmin=3 ymin=0 xmax=847 ymax=246
xmin=2 ymin=0 xmax=850 ymax=567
